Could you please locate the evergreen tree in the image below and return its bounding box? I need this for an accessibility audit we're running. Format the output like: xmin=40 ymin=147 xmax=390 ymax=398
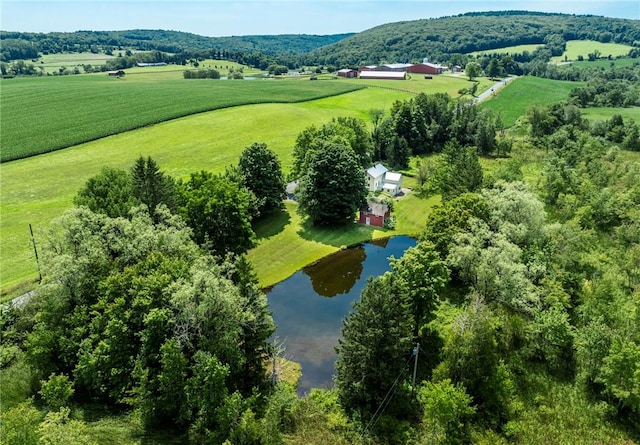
xmin=335 ymin=273 xmax=414 ymax=421
xmin=131 ymin=156 xmax=178 ymax=220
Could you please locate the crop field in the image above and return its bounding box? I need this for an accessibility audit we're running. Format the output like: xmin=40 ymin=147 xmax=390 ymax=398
xmin=479 ymin=76 xmax=581 ymax=127
xmin=551 ymin=40 xmax=634 ymax=62
xmin=0 ymin=73 xmax=525 ymax=298
xmin=0 ymin=74 xmax=365 ymax=162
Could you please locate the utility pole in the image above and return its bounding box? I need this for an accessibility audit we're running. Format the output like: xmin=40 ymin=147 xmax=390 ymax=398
xmin=411 ymin=342 xmax=419 ymax=397
xmin=29 ymin=224 xmax=42 ymax=282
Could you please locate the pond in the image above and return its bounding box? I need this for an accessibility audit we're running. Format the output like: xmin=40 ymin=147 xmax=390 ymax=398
xmin=266 ymin=235 xmax=417 ymax=395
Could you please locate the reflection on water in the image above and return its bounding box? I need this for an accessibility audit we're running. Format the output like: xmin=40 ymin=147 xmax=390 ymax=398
xmin=266 ymin=236 xmax=416 ymax=395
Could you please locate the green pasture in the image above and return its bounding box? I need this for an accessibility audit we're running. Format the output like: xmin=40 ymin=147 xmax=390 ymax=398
xmin=0 ymin=74 xmax=363 ymax=162
xmin=479 ymin=76 xmax=581 ymax=127
xmin=551 ymin=40 xmax=634 ymax=62
xmin=470 ymin=43 xmax=544 ymax=57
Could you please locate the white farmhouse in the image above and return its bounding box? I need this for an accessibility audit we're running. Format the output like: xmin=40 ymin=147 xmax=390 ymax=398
xmin=365 ymin=163 xmax=403 ymax=196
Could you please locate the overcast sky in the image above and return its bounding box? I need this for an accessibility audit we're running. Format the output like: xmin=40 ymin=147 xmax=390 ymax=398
xmin=2 ymin=0 xmax=638 ymax=37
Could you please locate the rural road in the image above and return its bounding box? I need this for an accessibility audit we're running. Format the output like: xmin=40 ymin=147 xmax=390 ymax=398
xmin=474 ymin=76 xmax=516 ymax=103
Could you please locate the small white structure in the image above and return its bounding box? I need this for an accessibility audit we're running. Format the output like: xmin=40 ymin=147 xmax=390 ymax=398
xmin=365 ymin=163 xmax=403 ymax=196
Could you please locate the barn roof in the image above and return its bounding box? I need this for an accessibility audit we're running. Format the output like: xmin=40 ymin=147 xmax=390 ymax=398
xmin=359 ymin=71 xmax=406 ymax=80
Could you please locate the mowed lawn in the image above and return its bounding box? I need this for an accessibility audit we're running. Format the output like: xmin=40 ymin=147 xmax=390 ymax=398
xmin=0 ymin=73 xmax=364 ymax=162
xmin=479 ymin=76 xmax=582 ymax=127
xmin=1 ymin=86 xmax=421 ymax=296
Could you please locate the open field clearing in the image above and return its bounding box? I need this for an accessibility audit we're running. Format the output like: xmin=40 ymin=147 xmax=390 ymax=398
xmin=551 ymin=40 xmax=634 ymax=62
xmin=0 ymin=86 xmax=420 ymax=297
xmin=479 ymin=76 xmax=581 ymax=127
xmin=0 ymin=74 xmax=364 ymax=162
xmin=469 ymin=43 xmax=544 ymax=56
xmin=568 ymin=57 xmax=638 ymax=68
xmin=582 ymin=106 xmax=640 ymax=122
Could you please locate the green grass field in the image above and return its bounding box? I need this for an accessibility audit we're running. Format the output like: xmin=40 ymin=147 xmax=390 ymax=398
xmin=0 ymin=74 xmax=365 ymax=162
xmin=551 ymin=40 xmax=634 ymax=62
xmin=581 ymin=106 xmax=640 ymax=122
xmin=479 ymin=76 xmax=581 ymax=127
xmin=470 ymin=43 xmax=544 ymax=57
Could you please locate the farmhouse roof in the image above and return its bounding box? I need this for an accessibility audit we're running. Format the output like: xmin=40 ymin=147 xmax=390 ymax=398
xmin=367 ymin=163 xmax=388 ymax=178
xmin=385 ymin=172 xmax=402 ymax=182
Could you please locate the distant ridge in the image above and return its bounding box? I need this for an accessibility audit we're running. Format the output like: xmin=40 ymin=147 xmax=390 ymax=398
xmin=0 ymin=29 xmax=354 ymax=59
xmin=303 ymin=11 xmax=640 ymax=66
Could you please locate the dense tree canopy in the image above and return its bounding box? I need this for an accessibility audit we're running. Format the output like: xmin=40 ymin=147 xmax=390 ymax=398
xmin=238 ymin=142 xmax=286 ymax=217
xmin=296 ymin=141 xmax=368 ymax=226
xmin=22 ymin=205 xmax=274 ymax=440
xmin=179 ymin=170 xmax=256 ymax=256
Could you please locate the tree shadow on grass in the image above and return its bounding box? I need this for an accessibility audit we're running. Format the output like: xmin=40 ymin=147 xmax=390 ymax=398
xmin=253 ymin=207 xmax=291 ymax=240
xmin=297 ymin=217 xmax=384 ymax=248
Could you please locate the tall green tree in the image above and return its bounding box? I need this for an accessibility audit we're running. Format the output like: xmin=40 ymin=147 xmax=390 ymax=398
xmin=436 ymin=141 xmax=483 ymax=201
xmin=390 ymin=241 xmax=449 ymax=337
xmin=238 ymin=142 xmax=286 ymax=217
xmin=335 ymin=273 xmax=414 ymax=421
xmin=180 ymin=171 xmax=255 ymax=256
xmin=73 ymin=166 xmax=138 ymax=218
xmin=131 ymin=156 xmax=179 ymax=219
xmin=297 ymin=141 xmax=367 ymax=226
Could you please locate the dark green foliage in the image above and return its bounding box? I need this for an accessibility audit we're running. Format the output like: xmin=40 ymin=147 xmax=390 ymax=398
xmin=431 ymin=297 xmax=515 ymax=428
xmin=335 ymin=273 xmax=414 ymax=421
xmin=297 ymin=141 xmax=368 ymax=226
xmin=390 ymin=241 xmax=449 ymax=337
xmin=238 ymin=142 xmax=286 ymax=217
xmin=22 ymin=204 xmax=275 ymax=440
xmin=131 ymin=156 xmax=179 ymax=219
xmin=180 ymin=170 xmax=256 ymax=255
xmin=291 ymin=117 xmax=372 ymax=179
xmin=74 ymin=166 xmax=139 ymax=218
xmin=183 ymin=68 xmax=220 ymax=79
xmin=436 ymin=141 xmax=483 ymax=201
xmin=306 ymin=12 xmax=640 ymax=66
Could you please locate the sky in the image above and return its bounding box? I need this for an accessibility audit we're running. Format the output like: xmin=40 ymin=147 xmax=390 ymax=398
xmin=2 ymin=0 xmax=639 ymax=37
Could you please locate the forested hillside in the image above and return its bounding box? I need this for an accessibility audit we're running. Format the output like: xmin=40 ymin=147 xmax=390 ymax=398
xmin=0 ymin=29 xmax=353 ymax=61
xmin=305 ymin=11 xmax=640 ymax=66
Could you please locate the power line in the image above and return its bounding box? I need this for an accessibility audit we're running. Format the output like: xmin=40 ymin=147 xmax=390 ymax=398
xmin=362 ymin=353 xmax=413 ymax=437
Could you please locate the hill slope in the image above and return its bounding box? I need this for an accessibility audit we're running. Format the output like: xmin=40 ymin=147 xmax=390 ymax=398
xmin=304 ymin=11 xmax=640 ymax=66
xmin=0 ymin=29 xmax=354 ymax=61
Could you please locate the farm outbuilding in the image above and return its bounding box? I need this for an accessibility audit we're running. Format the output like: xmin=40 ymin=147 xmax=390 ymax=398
xmin=337 ymin=69 xmax=358 ymax=78
xmin=407 ymin=62 xmax=447 ymax=75
xmin=359 ymin=201 xmax=391 ymax=227
xmin=358 ymin=71 xmax=407 ymax=80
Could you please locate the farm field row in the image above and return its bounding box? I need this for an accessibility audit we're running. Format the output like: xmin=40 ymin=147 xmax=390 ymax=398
xmin=0 ymin=73 xmax=364 ymax=162
xmin=467 ymin=40 xmax=633 ymax=62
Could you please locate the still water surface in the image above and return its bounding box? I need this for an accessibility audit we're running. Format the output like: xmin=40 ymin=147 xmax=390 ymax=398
xmin=266 ymin=236 xmax=417 ymax=395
